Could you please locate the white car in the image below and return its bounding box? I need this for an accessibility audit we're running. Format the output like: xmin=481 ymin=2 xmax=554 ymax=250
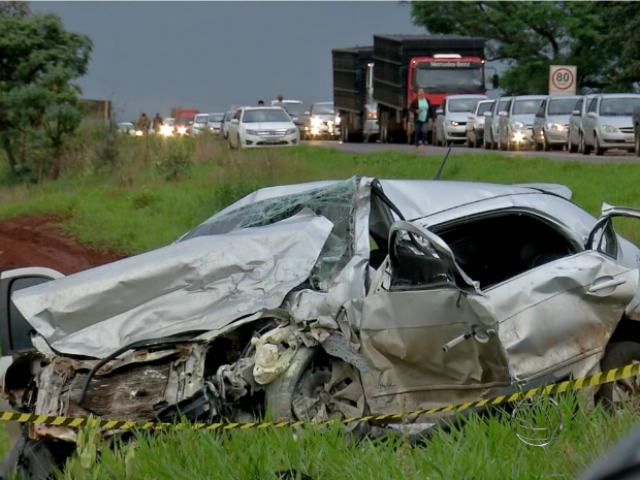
xmin=227 ymin=106 xmax=300 ymax=149
xmin=271 ymin=99 xmax=303 ymax=110
xmin=206 ymin=113 xmax=225 ymax=135
xmin=483 ymin=96 xmax=512 ymax=150
xmin=116 ymin=122 xmax=135 ymax=136
xmin=497 ymin=95 xmax=547 ymax=151
xmin=190 ymin=114 xmax=210 ymax=137
xmin=532 ymin=95 xmax=581 ymax=152
xmin=434 ymin=94 xmax=488 ymax=146
xmin=581 ymin=94 xmax=640 ymax=156
xmin=466 ymin=99 xmax=495 ymax=148
xmin=568 ymin=95 xmax=596 ymax=153
xmin=221 ymin=111 xmax=235 ymax=139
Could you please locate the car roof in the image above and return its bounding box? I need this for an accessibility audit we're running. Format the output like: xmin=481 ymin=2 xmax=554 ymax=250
xmin=446 ymin=94 xmax=489 ymax=99
xmin=548 ymin=95 xmax=581 ymax=100
xmin=596 ymin=93 xmax=640 ymax=99
xmin=511 ymin=95 xmax=548 ymax=100
xmin=207 ymin=178 xmax=573 ymax=225
xmin=243 ymin=106 xmax=286 ymax=111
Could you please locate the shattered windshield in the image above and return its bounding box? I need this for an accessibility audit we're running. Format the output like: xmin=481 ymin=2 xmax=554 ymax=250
xmin=179 ymin=177 xmax=360 ymax=287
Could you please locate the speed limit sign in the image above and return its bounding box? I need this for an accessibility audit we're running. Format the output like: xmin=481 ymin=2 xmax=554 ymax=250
xmin=549 ymin=65 xmax=577 ymax=96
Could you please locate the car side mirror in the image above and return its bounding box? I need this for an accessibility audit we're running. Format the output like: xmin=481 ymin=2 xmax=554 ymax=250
xmin=572 ymin=110 xmax=581 ymax=117
xmin=467 ymin=113 xmax=474 ymax=119
xmin=436 ymin=108 xmax=443 ymax=116
xmin=499 ymin=111 xmax=508 ymax=117
xmin=304 ymin=111 xmax=310 ymax=115
xmin=483 ymin=111 xmax=492 ymax=117
xmin=231 ymin=119 xmax=239 ymax=125
xmin=587 ymin=112 xmax=597 ymax=119
xmin=189 ymin=121 xmax=193 ymax=125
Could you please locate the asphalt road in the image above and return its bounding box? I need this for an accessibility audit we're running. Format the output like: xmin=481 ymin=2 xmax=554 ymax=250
xmin=304 ymin=140 xmax=640 ymax=164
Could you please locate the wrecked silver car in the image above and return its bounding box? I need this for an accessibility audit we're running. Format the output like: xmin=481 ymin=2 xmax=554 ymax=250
xmin=2 ymin=175 xmax=640 ymax=474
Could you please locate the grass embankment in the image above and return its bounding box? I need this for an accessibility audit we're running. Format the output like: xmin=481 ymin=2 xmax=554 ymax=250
xmin=2 ymin=133 xmax=640 ymax=253
xmin=2 ymin=133 xmax=640 ymax=478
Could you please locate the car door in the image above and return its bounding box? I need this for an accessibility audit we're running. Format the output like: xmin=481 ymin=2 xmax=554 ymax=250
xmin=533 ymin=100 xmax=546 ymax=141
xmin=483 ymin=204 xmax=640 ymax=383
xmin=229 ymin=110 xmax=241 ymax=147
xmin=570 ymin=98 xmax=584 ymax=145
xmin=360 ymin=221 xmax=511 ymax=414
xmin=498 ymin=100 xmax=512 ymax=144
xmin=0 ymin=267 xmax=64 ymax=448
xmin=584 ymin=97 xmax=600 ymax=146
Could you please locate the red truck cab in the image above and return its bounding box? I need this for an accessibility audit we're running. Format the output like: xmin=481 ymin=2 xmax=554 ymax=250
xmin=174 ymin=109 xmax=199 ymax=135
xmin=407 ymin=54 xmax=487 ymax=115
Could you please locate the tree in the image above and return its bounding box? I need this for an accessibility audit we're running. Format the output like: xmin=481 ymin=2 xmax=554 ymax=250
xmin=0 ymin=1 xmax=30 ymax=17
xmin=0 ymin=12 xmax=92 ymax=180
xmin=599 ymin=2 xmax=640 ymax=89
xmin=408 ymin=1 xmax=630 ymax=95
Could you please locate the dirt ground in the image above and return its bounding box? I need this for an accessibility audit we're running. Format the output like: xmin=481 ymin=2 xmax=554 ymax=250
xmin=0 ymin=215 xmax=125 ymax=275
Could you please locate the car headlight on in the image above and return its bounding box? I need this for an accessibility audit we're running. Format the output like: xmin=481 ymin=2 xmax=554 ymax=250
xmin=601 ymin=125 xmax=618 ymax=133
xmin=311 ymin=117 xmax=322 ymax=127
xmin=286 ymin=128 xmax=297 ymax=135
xmin=135 ymin=130 xmax=143 ymax=137
xmin=448 ymin=120 xmax=460 ymax=127
xmin=512 ymin=121 xmax=524 ymax=129
xmin=160 ymin=125 xmax=173 ymax=136
xmin=177 ymin=126 xmax=187 ymax=135
xmin=335 ymin=116 xmax=341 ymax=125
xmin=513 ymin=131 xmax=525 ymax=142
xmin=245 ymin=129 xmax=258 ymax=135
xmin=546 ymin=122 xmax=565 ymax=131
xmin=367 ymin=111 xmax=377 ymax=119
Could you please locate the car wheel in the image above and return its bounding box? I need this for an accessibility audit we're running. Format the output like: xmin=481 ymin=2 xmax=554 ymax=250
xmin=466 ymin=133 xmax=472 ymax=148
xmin=265 ymin=348 xmax=369 ymax=439
xmin=596 ymin=342 xmax=640 ymax=414
xmin=594 ymin=134 xmax=605 ymax=156
xmin=228 ymin=136 xmax=236 ymax=150
xmin=484 ymin=132 xmax=491 ymax=150
xmin=582 ymin=133 xmax=592 ymax=155
xmin=542 ymin=133 xmax=551 ymax=152
xmin=0 ymin=429 xmax=75 ymax=480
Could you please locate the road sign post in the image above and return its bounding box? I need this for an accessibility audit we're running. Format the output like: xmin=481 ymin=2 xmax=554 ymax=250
xmin=549 ymin=65 xmax=577 ymax=96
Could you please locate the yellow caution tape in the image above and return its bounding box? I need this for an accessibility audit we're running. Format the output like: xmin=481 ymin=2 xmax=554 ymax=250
xmin=2 ymin=362 xmax=639 ymax=431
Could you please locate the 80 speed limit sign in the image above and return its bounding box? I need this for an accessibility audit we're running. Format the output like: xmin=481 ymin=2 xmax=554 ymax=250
xmin=549 ymin=65 xmax=577 ymax=96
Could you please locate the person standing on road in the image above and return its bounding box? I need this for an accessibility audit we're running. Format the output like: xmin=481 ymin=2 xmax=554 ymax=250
xmin=152 ymin=113 xmax=162 ymax=131
xmin=137 ymin=112 xmax=150 ymax=131
xmin=273 ymin=94 xmax=287 ymax=112
xmin=409 ymin=88 xmax=430 ymax=152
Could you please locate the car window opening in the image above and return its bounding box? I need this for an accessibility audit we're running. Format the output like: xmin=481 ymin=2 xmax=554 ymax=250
xmin=436 ymin=213 xmax=576 ymax=289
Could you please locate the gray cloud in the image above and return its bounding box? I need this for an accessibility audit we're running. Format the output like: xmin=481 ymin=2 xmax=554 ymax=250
xmin=31 ymin=1 xmax=426 ymax=120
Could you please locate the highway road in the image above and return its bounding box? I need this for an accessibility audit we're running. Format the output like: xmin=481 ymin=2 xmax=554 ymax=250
xmin=304 ymin=140 xmax=640 ymax=164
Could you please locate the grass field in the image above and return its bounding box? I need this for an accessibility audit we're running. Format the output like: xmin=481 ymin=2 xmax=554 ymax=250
xmin=2 ymin=134 xmax=640 ymax=478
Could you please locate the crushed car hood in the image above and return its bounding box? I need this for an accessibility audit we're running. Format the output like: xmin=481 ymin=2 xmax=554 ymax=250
xmin=12 ymin=211 xmax=333 ymax=358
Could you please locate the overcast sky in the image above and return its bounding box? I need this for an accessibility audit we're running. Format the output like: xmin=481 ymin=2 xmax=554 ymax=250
xmin=31 ymin=2 xmax=432 ymax=120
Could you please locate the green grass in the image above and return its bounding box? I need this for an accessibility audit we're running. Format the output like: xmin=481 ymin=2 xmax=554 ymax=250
xmin=2 ymin=138 xmax=640 ymax=478
xmin=2 ymin=141 xmax=640 ymax=254
xmin=58 ymin=396 xmax=640 ymax=480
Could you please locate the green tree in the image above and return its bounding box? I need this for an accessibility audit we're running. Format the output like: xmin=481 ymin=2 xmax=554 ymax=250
xmin=0 ymin=11 xmax=92 ymax=180
xmin=599 ymin=2 xmax=640 ymax=89
xmin=408 ymin=1 xmax=630 ymax=95
xmin=0 ymin=1 xmax=30 ymax=17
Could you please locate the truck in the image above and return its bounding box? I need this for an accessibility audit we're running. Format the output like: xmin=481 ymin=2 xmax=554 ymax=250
xmin=169 ymin=108 xmax=200 ymax=135
xmin=372 ymin=34 xmax=497 ymax=144
xmin=332 ymin=46 xmax=379 ymax=143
